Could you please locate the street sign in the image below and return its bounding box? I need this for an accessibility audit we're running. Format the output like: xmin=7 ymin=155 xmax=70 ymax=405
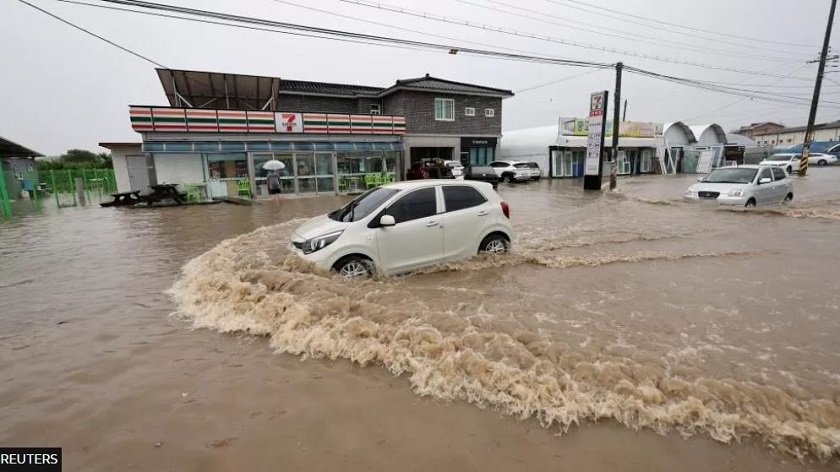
xmin=584 ymin=91 xmax=608 ymax=190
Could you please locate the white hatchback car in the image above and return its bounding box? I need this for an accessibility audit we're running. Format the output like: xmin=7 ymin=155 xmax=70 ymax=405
xmin=290 ymin=180 xmax=514 ymax=277
xmin=684 ymin=165 xmax=793 ymax=207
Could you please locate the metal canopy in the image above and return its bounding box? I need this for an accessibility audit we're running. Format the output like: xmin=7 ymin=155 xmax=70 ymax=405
xmin=156 ymin=68 xmax=280 ymax=111
xmin=0 ymin=136 xmax=42 ymax=158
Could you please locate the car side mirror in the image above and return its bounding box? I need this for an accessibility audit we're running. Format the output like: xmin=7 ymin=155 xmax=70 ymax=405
xmin=379 ymin=214 xmax=396 ymax=227
xmin=759 ymin=177 xmax=772 ymax=184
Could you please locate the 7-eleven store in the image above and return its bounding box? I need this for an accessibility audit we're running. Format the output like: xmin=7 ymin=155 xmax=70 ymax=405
xmin=118 ymin=106 xmax=405 ymax=198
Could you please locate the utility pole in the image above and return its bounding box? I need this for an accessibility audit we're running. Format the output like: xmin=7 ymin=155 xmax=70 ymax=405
xmin=800 ymin=0 xmax=837 ymax=176
xmin=610 ymin=62 xmax=623 ymax=190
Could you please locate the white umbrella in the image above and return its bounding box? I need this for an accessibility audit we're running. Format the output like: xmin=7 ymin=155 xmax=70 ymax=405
xmin=262 ymin=160 xmax=286 ymax=171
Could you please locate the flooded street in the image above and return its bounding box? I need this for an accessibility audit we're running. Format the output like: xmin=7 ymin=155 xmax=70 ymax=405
xmin=2 ymin=170 xmax=840 ymax=471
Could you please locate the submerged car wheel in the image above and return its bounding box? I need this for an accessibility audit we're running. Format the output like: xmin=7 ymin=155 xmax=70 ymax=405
xmin=479 ymin=234 xmax=510 ymax=254
xmin=502 ymin=174 xmax=513 ymax=183
xmin=784 ymin=193 xmax=794 ymax=203
xmin=745 ymin=198 xmax=756 ymax=208
xmin=818 ymin=159 xmax=828 ymax=166
xmin=786 ymin=166 xmax=792 ymax=174
xmin=333 ymin=256 xmax=373 ymax=278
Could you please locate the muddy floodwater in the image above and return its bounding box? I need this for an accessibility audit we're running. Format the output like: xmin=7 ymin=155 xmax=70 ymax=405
xmin=2 ymin=170 xmax=840 ymax=471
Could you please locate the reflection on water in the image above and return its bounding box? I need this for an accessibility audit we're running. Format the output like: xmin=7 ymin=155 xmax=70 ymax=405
xmin=3 ymin=171 xmax=840 ymax=467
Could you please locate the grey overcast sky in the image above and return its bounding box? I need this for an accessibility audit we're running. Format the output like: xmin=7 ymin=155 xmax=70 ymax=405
xmin=2 ymin=0 xmax=838 ymax=155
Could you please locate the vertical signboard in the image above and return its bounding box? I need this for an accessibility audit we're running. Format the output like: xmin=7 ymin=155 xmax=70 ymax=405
xmin=584 ymin=90 xmax=608 ymax=190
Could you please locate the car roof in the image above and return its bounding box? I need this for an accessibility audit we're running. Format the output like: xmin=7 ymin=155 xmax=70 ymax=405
xmin=381 ymin=179 xmax=490 ymax=190
xmin=717 ymin=164 xmax=765 ymax=170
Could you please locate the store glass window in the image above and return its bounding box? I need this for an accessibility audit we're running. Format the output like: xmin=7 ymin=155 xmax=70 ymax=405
xmin=208 ymin=153 xmax=248 ymax=180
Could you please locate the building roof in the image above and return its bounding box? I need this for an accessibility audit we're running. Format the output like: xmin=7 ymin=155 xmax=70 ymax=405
xmin=754 ymin=120 xmax=840 ymax=136
xmin=0 ymin=135 xmax=42 ymax=158
xmin=157 ymin=68 xmax=281 ymax=109
xmin=384 ymin=74 xmax=514 ymax=97
xmin=155 ymin=69 xmax=513 ymax=107
xmin=278 ymin=79 xmax=384 ymax=97
xmin=689 ymin=124 xmax=727 ymax=144
xmin=99 ymin=142 xmax=142 ymax=150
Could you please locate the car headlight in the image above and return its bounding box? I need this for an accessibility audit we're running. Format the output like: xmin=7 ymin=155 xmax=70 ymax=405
xmin=685 ymin=186 xmax=697 ymax=196
xmin=302 ymin=230 xmax=343 ymax=254
xmin=728 ymin=188 xmax=744 ymax=197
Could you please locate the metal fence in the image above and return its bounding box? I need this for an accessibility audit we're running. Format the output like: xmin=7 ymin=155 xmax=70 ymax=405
xmin=0 ymin=167 xmax=117 ymax=218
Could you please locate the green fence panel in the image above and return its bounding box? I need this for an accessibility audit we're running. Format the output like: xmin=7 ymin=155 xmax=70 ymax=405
xmin=0 ymin=165 xmax=11 ymax=218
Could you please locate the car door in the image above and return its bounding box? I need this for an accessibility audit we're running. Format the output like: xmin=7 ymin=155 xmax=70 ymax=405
xmin=374 ymin=186 xmax=444 ymax=274
xmin=770 ymin=167 xmax=789 ymax=202
xmin=440 ymin=185 xmax=490 ymax=260
xmin=791 ymin=154 xmax=801 ymax=172
xmin=754 ymin=167 xmax=774 ymax=205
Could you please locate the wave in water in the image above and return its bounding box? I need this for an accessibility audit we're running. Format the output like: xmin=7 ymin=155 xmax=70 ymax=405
xmin=168 ymin=221 xmax=840 ymax=461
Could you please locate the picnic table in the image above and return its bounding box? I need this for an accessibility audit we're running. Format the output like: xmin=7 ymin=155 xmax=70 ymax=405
xmin=100 ymin=190 xmax=143 ymax=207
xmin=146 ymin=183 xmax=186 ymax=205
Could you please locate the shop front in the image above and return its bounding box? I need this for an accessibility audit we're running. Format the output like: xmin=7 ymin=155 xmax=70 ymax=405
xmin=126 ymin=106 xmax=405 ymax=197
xmin=460 ymin=137 xmax=498 ymax=166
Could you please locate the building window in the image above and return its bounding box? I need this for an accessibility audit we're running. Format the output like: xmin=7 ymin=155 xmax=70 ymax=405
xmin=370 ymin=104 xmax=381 ymax=115
xmin=485 ymin=108 xmax=495 ymax=118
xmin=435 ymin=98 xmax=455 ymax=121
xmin=787 ymin=138 xmax=792 ymax=143
xmin=465 ymin=107 xmax=475 ymax=116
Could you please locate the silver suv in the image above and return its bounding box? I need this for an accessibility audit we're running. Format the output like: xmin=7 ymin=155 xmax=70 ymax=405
xmin=489 ymin=160 xmax=533 ymax=183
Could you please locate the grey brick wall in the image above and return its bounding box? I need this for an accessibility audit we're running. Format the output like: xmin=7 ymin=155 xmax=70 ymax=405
xmin=277 ymin=95 xmax=358 ymax=113
xmin=383 ymin=91 xmax=502 ymax=135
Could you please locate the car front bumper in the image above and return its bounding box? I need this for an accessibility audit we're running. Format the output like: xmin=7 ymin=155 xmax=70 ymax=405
xmin=684 ymin=195 xmax=749 ymax=206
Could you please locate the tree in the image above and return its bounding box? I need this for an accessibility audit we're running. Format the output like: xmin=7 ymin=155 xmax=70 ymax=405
xmin=62 ymin=149 xmax=100 ymax=163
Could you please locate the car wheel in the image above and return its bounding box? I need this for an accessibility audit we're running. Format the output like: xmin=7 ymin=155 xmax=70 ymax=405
xmin=502 ymin=174 xmax=513 ymax=183
xmin=818 ymin=159 xmax=827 ymax=166
xmin=786 ymin=166 xmax=792 ymax=174
xmin=333 ymin=255 xmax=373 ymax=278
xmin=479 ymin=234 xmax=510 ymax=254
xmin=784 ymin=193 xmax=793 ymax=203
xmin=745 ymin=198 xmax=756 ymax=208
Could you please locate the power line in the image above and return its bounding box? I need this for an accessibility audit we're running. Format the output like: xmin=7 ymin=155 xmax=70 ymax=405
xmin=335 ymin=0 xmax=813 ymax=78
xmin=541 ymin=0 xmax=819 ymax=50
xmin=514 ymin=68 xmax=605 ymax=93
xmin=452 ymin=0 xmax=807 ymax=62
xmin=267 ymin=0 xmax=609 ymax=63
xmin=683 ymin=64 xmax=811 ymax=122
xmin=33 ymin=0 xmax=840 ymax=110
xmin=15 ymin=0 xmax=166 ymax=68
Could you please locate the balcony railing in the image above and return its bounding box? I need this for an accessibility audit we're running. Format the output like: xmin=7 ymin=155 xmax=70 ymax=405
xmin=129 ymin=106 xmax=406 ymax=136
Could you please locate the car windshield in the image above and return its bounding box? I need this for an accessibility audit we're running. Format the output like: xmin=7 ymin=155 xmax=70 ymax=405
xmin=328 ymin=187 xmax=400 ymax=222
xmin=702 ymin=168 xmax=758 ymax=184
xmin=767 ymin=155 xmax=792 ymax=161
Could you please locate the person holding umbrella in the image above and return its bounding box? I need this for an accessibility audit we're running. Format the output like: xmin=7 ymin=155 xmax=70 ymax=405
xmin=262 ymin=159 xmax=286 ymax=199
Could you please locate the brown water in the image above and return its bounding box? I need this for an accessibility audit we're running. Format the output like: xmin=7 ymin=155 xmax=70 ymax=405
xmin=2 ymin=170 xmax=840 ymax=471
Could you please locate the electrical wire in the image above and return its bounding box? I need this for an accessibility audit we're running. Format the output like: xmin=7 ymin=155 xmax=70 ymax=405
xmin=15 ymin=0 xmax=167 ymax=68
xmin=452 ymin=0 xmax=807 ymax=62
xmin=514 ymin=68 xmax=605 ymax=93
xmin=334 ymin=0 xmax=813 ymax=77
xmin=541 ymin=0 xmax=818 ymax=50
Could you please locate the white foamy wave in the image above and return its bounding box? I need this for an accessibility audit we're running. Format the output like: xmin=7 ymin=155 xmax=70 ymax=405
xmin=169 ymin=222 xmax=840 ymax=461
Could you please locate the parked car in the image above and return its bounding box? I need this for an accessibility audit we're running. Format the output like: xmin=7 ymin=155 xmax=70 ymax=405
xmin=463 ymin=165 xmax=500 ymax=187
xmin=759 ymin=153 xmax=801 ymax=174
xmin=406 ymin=159 xmax=454 ymax=180
xmin=444 ymin=160 xmax=465 ymax=179
xmin=290 ymin=180 xmax=513 ymax=277
xmin=516 ymin=161 xmax=542 ymax=180
xmin=488 ymin=160 xmax=532 ymax=183
xmin=808 ymin=152 xmax=838 ymax=166
xmin=684 ymin=165 xmax=793 ymax=207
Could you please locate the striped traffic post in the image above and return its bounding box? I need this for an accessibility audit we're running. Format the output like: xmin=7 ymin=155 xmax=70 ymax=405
xmin=799 ymin=146 xmax=809 ymax=176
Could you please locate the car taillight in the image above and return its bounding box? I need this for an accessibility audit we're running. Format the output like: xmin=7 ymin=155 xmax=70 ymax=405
xmin=500 ymin=201 xmax=510 ymax=219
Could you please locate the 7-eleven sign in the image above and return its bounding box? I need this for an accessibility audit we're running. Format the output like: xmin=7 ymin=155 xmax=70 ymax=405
xmin=275 ymin=112 xmax=303 ymax=133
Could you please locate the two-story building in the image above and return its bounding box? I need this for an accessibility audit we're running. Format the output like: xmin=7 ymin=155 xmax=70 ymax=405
xmin=105 ymin=69 xmax=512 ymax=198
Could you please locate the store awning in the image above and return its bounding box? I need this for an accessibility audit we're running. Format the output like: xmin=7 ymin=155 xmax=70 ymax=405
xmin=142 ymin=141 xmax=405 ymax=153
